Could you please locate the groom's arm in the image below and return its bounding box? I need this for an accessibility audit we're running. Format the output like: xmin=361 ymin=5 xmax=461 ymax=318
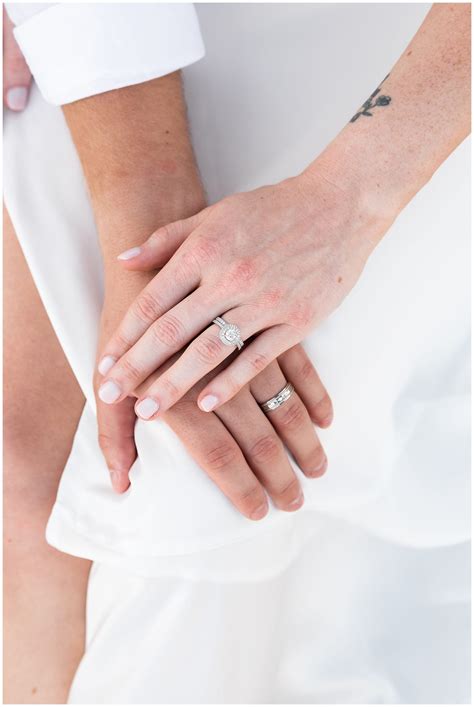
xmin=62 ymin=72 xmax=205 ymax=290
xmin=61 ymin=72 xmax=206 ymax=492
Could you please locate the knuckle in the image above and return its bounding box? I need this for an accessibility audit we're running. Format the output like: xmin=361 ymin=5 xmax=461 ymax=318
xmin=258 ymin=288 xmax=285 ymax=309
xmin=311 ymin=393 xmax=332 ymax=419
xmin=299 ymin=358 xmax=316 ymax=382
xmin=228 ymin=257 xmax=258 ymax=286
xmin=192 ymin=335 xmax=223 ymax=366
xmin=119 ymin=356 xmax=142 ymax=381
xmin=204 ymin=442 xmax=239 ymax=473
xmin=192 ymin=235 xmax=220 ymax=266
xmin=274 ymin=476 xmax=301 ymax=502
xmin=248 ymin=351 xmax=269 ymax=374
xmin=114 ymin=328 xmax=134 ymax=350
xmin=133 ymin=290 xmax=162 ymax=324
xmin=151 ymin=314 xmax=185 ymax=349
xmin=288 ymin=302 xmax=314 ymax=330
xmin=278 ymin=400 xmax=307 ymax=431
xmin=6 ymin=55 xmax=28 ymax=74
xmin=98 ymin=432 xmax=115 ymax=453
xmin=159 ymin=377 xmax=181 ymax=402
xmin=239 ymin=483 xmax=266 ymax=511
xmin=153 ymin=223 xmax=173 ymax=244
xmin=249 ymin=434 xmax=281 ymax=464
xmin=306 ymin=444 xmax=326 ymax=471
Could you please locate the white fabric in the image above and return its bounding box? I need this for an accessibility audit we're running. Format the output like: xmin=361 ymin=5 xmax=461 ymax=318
xmin=6 ymin=3 xmax=205 ymax=105
xmin=69 ymin=523 xmax=470 ymax=704
xmin=3 ymin=3 xmax=470 ymax=703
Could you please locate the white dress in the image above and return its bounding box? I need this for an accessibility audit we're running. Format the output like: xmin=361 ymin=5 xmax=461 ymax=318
xmin=4 ymin=4 xmax=470 ymax=703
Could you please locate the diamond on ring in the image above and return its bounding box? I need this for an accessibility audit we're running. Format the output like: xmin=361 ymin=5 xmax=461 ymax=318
xmin=260 ymin=382 xmax=295 ymax=413
xmin=213 ymin=316 xmax=244 ymax=350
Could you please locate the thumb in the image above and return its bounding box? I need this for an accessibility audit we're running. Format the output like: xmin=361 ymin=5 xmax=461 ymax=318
xmin=3 ymin=8 xmax=32 ymax=112
xmin=96 ymin=395 xmax=137 ymax=493
xmin=116 ymin=208 xmax=209 ymax=270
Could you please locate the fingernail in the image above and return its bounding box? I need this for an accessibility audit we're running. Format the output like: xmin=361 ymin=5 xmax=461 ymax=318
xmin=6 ymin=86 xmax=28 ymax=111
xmin=110 ymin=470 xmax=121 ymax=490
xmin=199 ymin=394 xmax=219 ymax=412
xmin=135 ymin=397 xmax=159 ymax=420
xmin=98 ymin=355 xmax=116 ymax=375
xmin=250 ymin=501 xmax=268 ymax=521
xmin=321 ymin=413 xmax=333 ymax=427
xmin=117 ymin=247 xmax=141 ymax=261
xmin=308 ymin=455 xmax=327 ymax=477
xmin=287 ymin=492 xmax=304 ymax=510
xmin=110 ymin=470 xmax=130 ymax=494
xmin=98 ymin=380 xmax=121 ymax=404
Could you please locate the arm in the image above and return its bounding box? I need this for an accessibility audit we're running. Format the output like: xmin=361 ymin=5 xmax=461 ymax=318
xmin=63 ymin=73 xmax=205 ymax=494
xmin=97 ymin=4 xmax=470 ymax=414
xmin=310 ymin=2 xmax=470 ymax=230
xmin=63 ymin=72 xmax=204 ymax=278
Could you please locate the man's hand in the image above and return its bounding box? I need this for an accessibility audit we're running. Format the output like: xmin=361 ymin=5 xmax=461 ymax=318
xmin=3 ymin=8 xmax=31 ymax=111
xmin=94 ymin=271 xmax=153 ymax=493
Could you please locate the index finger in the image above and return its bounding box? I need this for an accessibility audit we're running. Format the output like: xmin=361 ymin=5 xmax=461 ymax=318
xmin=98 ymin=251 xmax=200 ymax=376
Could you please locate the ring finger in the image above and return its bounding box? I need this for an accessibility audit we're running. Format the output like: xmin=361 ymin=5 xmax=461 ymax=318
xmin=250 ymin=356 xmax=327 ymax=477
xmin=129 ymin=306 xmax=267 ymax=419
xmin=215 ymin=384 xmax=304 ymax=512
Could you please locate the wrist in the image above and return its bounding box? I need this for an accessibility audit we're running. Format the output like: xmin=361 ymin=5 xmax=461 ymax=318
xmin=94 ymin=172 xmax=206 ymax=274
xmin=301 ymin=117 xmax=437 ymax=247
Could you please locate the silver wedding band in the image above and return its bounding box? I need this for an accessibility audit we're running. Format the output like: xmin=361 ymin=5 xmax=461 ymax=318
xmin=259 ymin=382 xmax=295 ymax=413
xmin=213 ymin=316 xmax=244 ymax=350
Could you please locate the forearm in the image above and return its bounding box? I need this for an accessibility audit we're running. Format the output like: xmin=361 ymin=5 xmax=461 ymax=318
xmin=306 ymin=4 xmax=470 ymax=235
xmin=62 ymin=72 xmax=205 ymax=287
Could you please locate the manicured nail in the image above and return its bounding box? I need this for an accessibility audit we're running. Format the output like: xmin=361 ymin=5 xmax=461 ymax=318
xmin=199 ymin=394 xmax=219 ymax=412
xmin=135 ymin=397 xmax=159 ymax=420
xmin=98 ymin=380 xmax=121 ymax=404
xmin=6 ymin=86 xmax=28 ymax=111
xmin=250 ymin=501 xmax=268 ymax=521
xmin=287 ymin=492 xmax=304 ymax=510
xmin=117 ymin=247 xmax=141 ymax=261
xmin=98 ymin=355 xmax=116 ymax=375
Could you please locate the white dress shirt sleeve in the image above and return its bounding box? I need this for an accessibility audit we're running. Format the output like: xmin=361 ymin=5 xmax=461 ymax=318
xmin=5 ymin=3 xmax=205 ymax=105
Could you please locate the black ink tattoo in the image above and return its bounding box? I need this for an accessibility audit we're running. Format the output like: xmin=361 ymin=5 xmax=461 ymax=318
xmin=350 ymin=74 xmax=391 ymax=123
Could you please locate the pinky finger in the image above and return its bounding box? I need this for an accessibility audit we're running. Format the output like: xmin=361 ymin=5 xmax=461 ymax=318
xmin=197 ymin=325 xmax=299 ymax=412
xmin=278 ymin=345 xmax=333 ymax=428
xmin=117 ymin=209 xmax=209 ymax=270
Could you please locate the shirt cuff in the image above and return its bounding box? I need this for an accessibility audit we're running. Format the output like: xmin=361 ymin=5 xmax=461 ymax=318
xmin=10 ymin=3 xmax=205 ymax=105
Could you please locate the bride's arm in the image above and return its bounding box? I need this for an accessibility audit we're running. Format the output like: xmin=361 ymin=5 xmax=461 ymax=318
xmin=98 ymin=4 xmax=470 ymax=416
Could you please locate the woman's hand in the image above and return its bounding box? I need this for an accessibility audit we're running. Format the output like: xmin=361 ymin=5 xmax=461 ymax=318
xmin=97 ymin=169 xmax=387 ymax=417
xmin=3 ymin=8 xmax=31 ymax=111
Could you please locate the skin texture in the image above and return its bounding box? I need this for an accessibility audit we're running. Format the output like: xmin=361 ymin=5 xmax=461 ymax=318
xmin=3 ymin=208 xmax=90 ymax=703
xmin=63 ymin=72 xmax=334 ymax=518
xmin=97 ymin=3 xmax=471 ymax=416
